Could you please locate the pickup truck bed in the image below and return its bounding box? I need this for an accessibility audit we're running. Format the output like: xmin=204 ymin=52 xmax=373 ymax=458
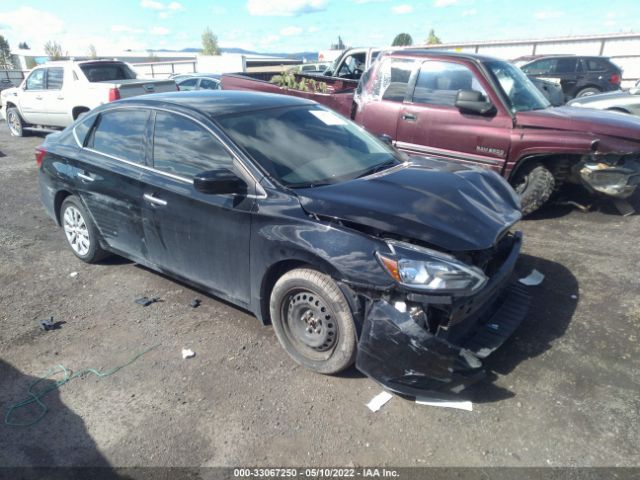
xmin=221 ymin=72 xmax=356 ymax=117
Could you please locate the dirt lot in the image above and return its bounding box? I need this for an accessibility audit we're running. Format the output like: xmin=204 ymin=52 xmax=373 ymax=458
xmin=0 ymin=124 xmax=638 ymax=469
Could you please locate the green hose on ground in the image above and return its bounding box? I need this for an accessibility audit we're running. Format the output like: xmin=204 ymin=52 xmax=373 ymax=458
xmin=4 ymin=344 xmax=160 ymax=427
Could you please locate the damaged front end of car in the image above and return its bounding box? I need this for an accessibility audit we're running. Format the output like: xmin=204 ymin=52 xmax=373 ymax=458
xmin=576 ymin=152 xmax=640 ymax=199
xmin=354 ymin=231 xmax=530 ymax=396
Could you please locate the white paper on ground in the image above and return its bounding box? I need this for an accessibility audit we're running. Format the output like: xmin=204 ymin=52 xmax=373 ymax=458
xmin=518 ymin=269 xmax=545 ymax=286
xmin=181 ymin=348 xmax=196 ymax=359
xmin=415 ymin=397 xmax=473 ymax=411
xmin=366 ymin=391 xmax=394 ymax=412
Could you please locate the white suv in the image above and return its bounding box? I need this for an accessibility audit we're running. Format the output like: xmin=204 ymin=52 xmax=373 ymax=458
xmin=1 ymin=60 xmax=177 ymax=136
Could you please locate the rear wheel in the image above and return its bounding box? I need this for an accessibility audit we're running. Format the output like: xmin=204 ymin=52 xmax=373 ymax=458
xmin=270 ymin=268 xmax=357 ymax=374
xmin=512 ymin=163 xmax=555 ymax=215
xmin=576 ymin=87 xmax=600 ymax=98
xmin=60 ymin=196 xmax=108 ymax=263
xmin=6 ymin=108 xmax=25 ymax=137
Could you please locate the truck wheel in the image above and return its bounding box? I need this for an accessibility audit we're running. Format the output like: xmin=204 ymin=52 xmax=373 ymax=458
xmin=512 ymin=163 xmax=555 ymax=215
xmin=270 ymin=268 xmax=357 ymax=374
xmin=576 ymin=87 xmax=600 ymax=98
xmin=6 ymin=107 xmax=26 ymax=137
xmin=60 ymin=196 xmax=108 ymax=263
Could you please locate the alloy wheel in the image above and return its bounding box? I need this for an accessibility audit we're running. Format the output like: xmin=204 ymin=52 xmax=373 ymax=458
xmin=63 ymin=206 xmax=90 ymax=256
xmin=8 ymin=111 xmax=22 ymax=136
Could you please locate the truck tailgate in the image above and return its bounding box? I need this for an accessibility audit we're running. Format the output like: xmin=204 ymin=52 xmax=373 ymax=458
xmin=111 ymin=79 xmax=177 ymax=98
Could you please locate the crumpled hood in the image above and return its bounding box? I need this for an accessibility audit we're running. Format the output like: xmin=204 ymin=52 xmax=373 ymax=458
xmin=296 ymin=159 xmax=522 ymax=252
xmin=517 ymin=106 xmax=640 ymax=142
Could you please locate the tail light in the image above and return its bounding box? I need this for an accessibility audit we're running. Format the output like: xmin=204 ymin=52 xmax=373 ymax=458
xmin=35 ymin=147 xmax=46 ymax=167
xmin=108 ymin=87 xmax=121 ymax=102
xmin=610 ymin=73 xmax=621 ymax=85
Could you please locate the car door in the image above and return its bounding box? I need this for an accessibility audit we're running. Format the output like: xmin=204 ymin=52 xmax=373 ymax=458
xmin=43 ymin=67 xmax=68 ymax=127
xmin=78 ymin=108 xmax=152 ymax=262
xmin=19 ymin=68 xmax=47 ymax=124
xmin=355 ymin=56 xmax=416 ymax=140
xmin=396 ymin=60 xmax=512 ymax=173
xmin=140 ymin=110 xmax=253 ymax=305
xmin=550 ymin=57 xmax=579 ymax=99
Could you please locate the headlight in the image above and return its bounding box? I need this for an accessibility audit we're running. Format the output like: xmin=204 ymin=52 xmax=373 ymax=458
xmin=377 ymin=240 xmax=488 ymax=294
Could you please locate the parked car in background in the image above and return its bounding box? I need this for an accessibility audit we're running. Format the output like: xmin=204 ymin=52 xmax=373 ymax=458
xmin=37 ymin=90 xmax=530 ymax=396
xmin=567 ymin=87 xmax=640 ymax=116
xmin=527 ymin=77 xmax=564 ymax=106
xmin=0 ymin=78 xmax=15 ymax=92
xmin=176 ymin=74 xmax=221 ymax=91
xmin=1 ymin=60 xmax=177 ymax=136
xmin=222 ymin=50 xmax=640 ymax=215
xmin=288 ymin=62 xmax=331 ymax=74
xmin=520 ymin=55 xmax=622 ymax=101
xmin=322 ymin=47 xmax=382 ymax=80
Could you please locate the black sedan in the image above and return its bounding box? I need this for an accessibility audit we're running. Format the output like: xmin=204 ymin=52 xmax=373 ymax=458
xmin=37 ymin=91 xmax=530 ymax=396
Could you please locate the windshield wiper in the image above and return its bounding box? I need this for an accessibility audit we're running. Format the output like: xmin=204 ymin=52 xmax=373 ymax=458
xmin=355 ymin=159 xmax=398 ymax=179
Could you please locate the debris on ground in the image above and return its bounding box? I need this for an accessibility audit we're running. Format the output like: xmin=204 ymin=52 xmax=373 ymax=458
xmin=556 ymin=200 xmax=591 ymax=212
xmin=571 ymin=294 xmax=578 ymax=299
xmin=69 ymin=271 xmax=78 ymax=278
xmin=519 ymin=269 xmax=545 ymax=286
xmin=135 ymin=296 xmax=160 ymax=307
xmin=182 ymin=348 xmax=196 ymax=359
xmin=39 ymin=317 xmax=64 ymax=331
xmin=415 ymin=396 xmax=473 ymax=411
xmin=366 ymin=391 xmax=393 ymax=412
xmin=190 ymin=299 xmax=201 ymax=308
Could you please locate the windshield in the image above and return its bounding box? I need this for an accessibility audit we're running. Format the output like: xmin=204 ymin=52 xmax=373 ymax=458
xmin=79 ymin=62 xmax=137 ymax=82
xmin=217 ymin=106 xmax=401 ymax=188
xmin=484 ymin=60 xmax=550 ymax=113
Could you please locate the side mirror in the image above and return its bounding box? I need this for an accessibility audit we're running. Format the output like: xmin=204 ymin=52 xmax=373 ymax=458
xmin=378 ymin=134 xmax=394 ymax=146
xmin=455 ymin=90 xmax=495 ymax=115
xmin=194 ymin=168 xmax=246 ymax=195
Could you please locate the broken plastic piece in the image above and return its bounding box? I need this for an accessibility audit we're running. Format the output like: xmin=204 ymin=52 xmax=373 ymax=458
xmin=415 ymin=396 xmax=473 ymax=411
xmin=366 ymin=391 xmax=393 ymax=412
xmin=69 ymin=272 xmax=78 ymax=278
xmin=135 ymin=297 xmax=159 ymax=307
xmin=39 ymin=317 xmax=64 ymax=331
xmin=190 ymin=299 xmax=201 ymax=308
xmin=518 ymin=269 xmax=545 ymax=286
xmin=182 ymin=348 xmax=196 ymax=359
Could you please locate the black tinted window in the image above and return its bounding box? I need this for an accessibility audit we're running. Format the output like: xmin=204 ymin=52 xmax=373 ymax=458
xmin=80 ymin=62 xmax=137 ymax=82
xmin=199 ymin=78 xmax=219 ymax=90
xmin=25 ymin=69 xmax=45 ymax=90
xmin=90 ymin=109 xmax=149 ymax=163
xmin=554 ymin=58 xmax=577 ymax=73
xmin=153 ymin=112 xmax=233 ymax=178
xmin=584 ymin=58 xmax=610 ymax=71
xmin=413 ymin=61 xmax=487 ymax=106
xmin=47 ymin=68 xmax=64 ymax=89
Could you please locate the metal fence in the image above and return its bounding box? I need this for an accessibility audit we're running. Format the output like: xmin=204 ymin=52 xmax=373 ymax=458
xmin=0 ymin=69 xmax=28 ymax=86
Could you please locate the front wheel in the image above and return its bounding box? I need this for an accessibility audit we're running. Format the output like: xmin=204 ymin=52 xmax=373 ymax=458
xmin=512 ymin=163 xmax=555 ymax=216
xmin=60 ymin=196 xmax=108 ymax=263
xmin=270 ymin=268 xmax=357 ymax=374
xmin=6 ymin=108 xmax=25 ymax=137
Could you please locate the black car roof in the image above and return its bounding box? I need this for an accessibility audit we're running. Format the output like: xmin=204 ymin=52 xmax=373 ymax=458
xmin=387 ymin=48 xmax=501 ymax=63
xmin=114 ymin=90 xmax=316 ymax=118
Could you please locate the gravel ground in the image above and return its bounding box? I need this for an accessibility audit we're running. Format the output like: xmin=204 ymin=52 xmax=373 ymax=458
xmin=0 ymin=124 xmax=638 ymax=469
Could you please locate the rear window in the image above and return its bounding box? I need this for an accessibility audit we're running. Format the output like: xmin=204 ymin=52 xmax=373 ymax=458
xmin=79 ymin=62 xmax=137 ymax=82
xmin=584 ymin=58 xmax=611 ymax=72
xmin=88 ymin=109 xmax=150 ymax=163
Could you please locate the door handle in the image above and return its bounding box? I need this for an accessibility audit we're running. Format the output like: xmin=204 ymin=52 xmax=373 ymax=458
xmin=77 ymin=172 xmax=95 ymax=182
xmin=35 ymin=95 xmax=43 ymax=100
xmin=57 ymin=96 xmax=64 ymax=100
xmin=401 ymin=113 xmax=417 ymax=121
xmin=144 ymin=193 xmax=167 ymax=206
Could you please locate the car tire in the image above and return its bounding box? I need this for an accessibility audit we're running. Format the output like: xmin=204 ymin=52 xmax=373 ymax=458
xmin=512 ymin=163 xmax=555 ymax=216
xmin=270 ymin=268 xmax=357 ymax=374
xmin=576 ymin=87 xmax=601 ymax=98
xmin=60 ymin=196 xmax=108 ymax=263
xmin=6 ymin=107 xmax=26 ymax=137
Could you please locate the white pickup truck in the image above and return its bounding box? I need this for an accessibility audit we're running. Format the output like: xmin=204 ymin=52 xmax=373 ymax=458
xmin=1 ymin=59 xmax=177 ymax=136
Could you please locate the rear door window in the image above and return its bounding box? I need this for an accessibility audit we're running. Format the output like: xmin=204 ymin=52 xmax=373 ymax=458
xmin=199 ymin=78 xmax=219 ymax=90
xmin=152 ymin=112 xmax=234 ymax=179
xmin=25 ymin=69 xmax=45 ymax=90
xmin=46 ymin=68 xmax=64 ymax=90
xmin=553 ymin=58 xmax=577 ymax=74
xmin=522 ymin=59 xmax=555 ymax=75
xmin=88 ymin=109 xmax=150 ymax=164
xmin=412 ymin=61 xmax=487 ymax=106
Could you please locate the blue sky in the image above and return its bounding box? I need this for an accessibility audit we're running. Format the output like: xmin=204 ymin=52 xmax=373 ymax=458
xmin=0 ymin=0 xmax=638 ymax=54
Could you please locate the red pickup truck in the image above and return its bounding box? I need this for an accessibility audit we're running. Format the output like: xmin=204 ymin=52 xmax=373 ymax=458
xmin=221 ymin=49 xmax=640 ymax=215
